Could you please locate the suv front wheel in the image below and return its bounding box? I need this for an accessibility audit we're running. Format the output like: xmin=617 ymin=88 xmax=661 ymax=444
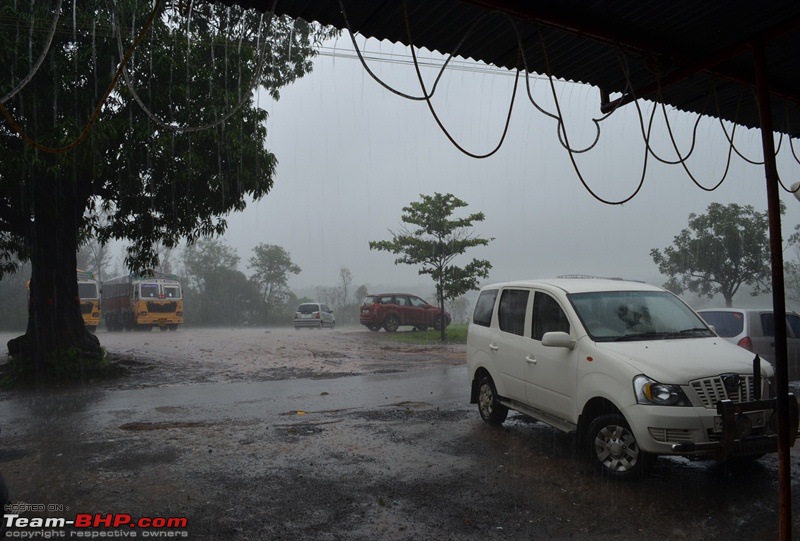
xmin=586 ymin=414 xmax=650 ymax=480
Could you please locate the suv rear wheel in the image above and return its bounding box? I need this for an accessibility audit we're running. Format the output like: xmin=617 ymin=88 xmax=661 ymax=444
xmin=586 ymin=414 xmax=650 ymax=479
xmin=477 ymin=376 xmax=508 ymax=425
xmin=383 ymin=315 xmax=400 ymax=333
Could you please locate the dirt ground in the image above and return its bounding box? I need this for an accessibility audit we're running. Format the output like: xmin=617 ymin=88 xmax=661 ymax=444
xmin=1 ymin=327 xmax=800 ymax=540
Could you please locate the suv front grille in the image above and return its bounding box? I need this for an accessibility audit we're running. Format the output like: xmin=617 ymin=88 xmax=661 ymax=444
xmin=690 ymin=375 xmax=755 ymax=408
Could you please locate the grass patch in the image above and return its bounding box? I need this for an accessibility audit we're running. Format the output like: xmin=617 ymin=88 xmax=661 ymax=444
xmin=381 ymin=324 xmax=468 ymax=345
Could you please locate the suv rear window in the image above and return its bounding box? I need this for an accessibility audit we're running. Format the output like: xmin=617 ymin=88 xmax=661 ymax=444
xmin=473 ymin=289 xmax=498 ymax=327
xmin=298 ymin=304 xmax=320 ymax=314
xmin=699 ymin=311 xmax=744 ymax=338
xmin=361 ymin=296 xmax=375 ymax=305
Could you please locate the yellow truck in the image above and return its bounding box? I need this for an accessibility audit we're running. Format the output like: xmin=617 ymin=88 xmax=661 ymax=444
xmin=77 ymin=269 xmax=101 ymax=333
xmin=101 ymin=271 xmax=183 ymax=331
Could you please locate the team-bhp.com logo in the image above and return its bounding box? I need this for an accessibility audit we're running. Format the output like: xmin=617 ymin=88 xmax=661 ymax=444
xmin=3 ymin=512 xmax=189 ymax=537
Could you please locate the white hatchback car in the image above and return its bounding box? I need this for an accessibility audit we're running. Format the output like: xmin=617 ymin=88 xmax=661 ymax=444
xmin=294 ymin=303 xmax=336 ymax=329
xmin=467 ymin=278 xmax=796 ymax=479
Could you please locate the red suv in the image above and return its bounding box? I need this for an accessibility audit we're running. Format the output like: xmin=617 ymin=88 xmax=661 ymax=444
xmin=360 ymin=293 xmax=451 ymax=332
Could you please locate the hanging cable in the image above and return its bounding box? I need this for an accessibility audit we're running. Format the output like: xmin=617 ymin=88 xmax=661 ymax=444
xmin=0 ymin=0 xmax=64 ymax=104
xmin=538 ymin=30 xmax=646 ymax=205
xmin=785 ymin=101 xmax=800 ymax=167
xmin=402 ymin=0 xmax=519 ymax=159
xmin=631 ymin=73 xmax=729 ymax=191
xmin=0 ymin=0 xmax=163 ymax=153
xmin=710 ymin=85 xmax=766 ymax=166
xmin=337 ymin=0 xmax=484 ymax=101
xmin=513 ymin=24 xmax=632 ymax=155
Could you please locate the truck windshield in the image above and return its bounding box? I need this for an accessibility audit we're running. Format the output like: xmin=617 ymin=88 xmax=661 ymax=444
xmin=140 ymin=283 xmax=160 ymax=298
xmin=568 ymin=290 xmax=713 ymax=342
xmin=78 ymin=283 xmax=98 ymax=300
xmin=163 ymin=285 xmax=181 ymax=299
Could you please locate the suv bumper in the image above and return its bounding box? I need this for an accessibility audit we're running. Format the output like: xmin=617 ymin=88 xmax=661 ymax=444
xmin=625 ymin=395 xmax=799 ymax=458
xmin=670 ymin=396 xmax=799 ymax=458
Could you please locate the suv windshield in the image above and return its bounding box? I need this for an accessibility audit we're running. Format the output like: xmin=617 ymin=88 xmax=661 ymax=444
xmin=568 ymin=290 xmax=713 ymax=342
xmin=361 ymin=296 xmax=375 ymax=306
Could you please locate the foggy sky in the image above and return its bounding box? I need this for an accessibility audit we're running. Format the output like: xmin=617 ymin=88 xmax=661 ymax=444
xmin=220 ymin=37 xmax=800 ymax=307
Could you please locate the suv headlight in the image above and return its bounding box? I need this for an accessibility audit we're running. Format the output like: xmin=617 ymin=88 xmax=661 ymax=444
xmin=633 ymin=375 xmax=690 ymax=407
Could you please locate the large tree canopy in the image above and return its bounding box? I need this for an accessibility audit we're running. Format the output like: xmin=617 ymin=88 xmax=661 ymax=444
xmin=370 ymin=192 xmax=492 ymax=341
xmin=650 ymin=202 xmax=774 ymax=307
xmin=0 ymin=1 xmax=332 ymax=376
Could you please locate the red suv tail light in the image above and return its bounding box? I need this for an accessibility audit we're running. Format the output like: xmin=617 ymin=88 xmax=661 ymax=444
xmin=737 ymin=336 xmax=754 ymax=351
xmin=315 ymin=312 xmax=321 ymax=319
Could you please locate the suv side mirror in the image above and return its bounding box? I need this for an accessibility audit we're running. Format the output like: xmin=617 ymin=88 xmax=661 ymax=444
xmin=542 ymin=331 xmax=575 ymax=350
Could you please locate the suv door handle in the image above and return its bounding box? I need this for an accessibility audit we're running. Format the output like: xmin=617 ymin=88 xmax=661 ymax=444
xmin=525 ymin=355 xmax=536 ymax=364
xmin=489 ymin=344 xmax=499 ymax=351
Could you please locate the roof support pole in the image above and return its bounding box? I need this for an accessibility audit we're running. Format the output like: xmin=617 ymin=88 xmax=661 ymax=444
xmin=752 ymin=40 xmax=792 ymax=541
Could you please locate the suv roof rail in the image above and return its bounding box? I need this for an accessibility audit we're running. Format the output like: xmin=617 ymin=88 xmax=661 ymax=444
xmin=556 ymin=274 xmax=638 ymax=281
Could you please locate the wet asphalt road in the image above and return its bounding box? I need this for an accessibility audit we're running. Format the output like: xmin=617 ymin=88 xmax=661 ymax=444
xmin=1 ymin=328 xmax=800 ymax=540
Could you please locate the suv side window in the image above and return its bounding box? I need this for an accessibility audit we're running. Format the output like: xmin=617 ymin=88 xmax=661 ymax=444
xmin=532 ymin=292 xmax=570 ymax=340
xmin=498 ymin=289 xmax=529 ymax=336
xmin=788 ymin=314 xmax=800 ymax=337
xmin=380 ymin=295 xmax=394 ymax=305
xmin=396 ymin=296 xmax=409 ymax=306
xmin=761 ymin=313 xmax=775 ymax=337
xmin=473 ymin=289 xmax=498 ymax=327
xmin=409 ymin=296 xmax=427 ymax=308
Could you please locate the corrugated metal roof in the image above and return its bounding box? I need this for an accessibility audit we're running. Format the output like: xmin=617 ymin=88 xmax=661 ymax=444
xmin=215 ymin=0 xmax=800 ymax=137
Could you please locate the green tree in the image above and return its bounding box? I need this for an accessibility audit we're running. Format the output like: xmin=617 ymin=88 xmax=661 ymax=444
xmin=0 ymin=2 xmax=332 ymax=377
xmin=650 ymin=202 xmax=773 ymax=307
xmin=369 ymin=193 xmax=492 ymax=341
xmin=182 ymin=238 xmax=262 ymax=326
xmin=248 ymin=243 xmax=300 ymax=324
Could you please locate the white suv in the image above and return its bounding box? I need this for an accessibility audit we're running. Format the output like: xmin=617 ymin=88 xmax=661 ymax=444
xmin=294 ymin=303 xmax=336 ymax=329
xmin=467 ymin=278 xmax=797 ymax=479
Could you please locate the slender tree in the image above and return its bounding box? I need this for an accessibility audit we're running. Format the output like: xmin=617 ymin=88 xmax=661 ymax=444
xmin=0 ymin=2 xmax=333 ymax=377
xmin=650 ymin=202 xmax=773 ymax=307
xmin=370 ymin=193 xmax=492 ymax=341
xmin=248 ymin=243 xmax=301 ymax=324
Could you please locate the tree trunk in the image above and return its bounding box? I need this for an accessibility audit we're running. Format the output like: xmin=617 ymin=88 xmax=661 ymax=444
xmin=7 ymin=172 xmax=101 ymax=379
xmin=438 ymin=277 xmax=446 ymax=342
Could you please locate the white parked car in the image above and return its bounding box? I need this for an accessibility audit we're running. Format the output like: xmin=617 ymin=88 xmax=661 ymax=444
xmin=294 ymin=303 xmax=335 ymax=329
xmin=467 ymin=278 xmax=797 ymax=479
xmin=696 ymin=308 xmax=800 ymax=381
